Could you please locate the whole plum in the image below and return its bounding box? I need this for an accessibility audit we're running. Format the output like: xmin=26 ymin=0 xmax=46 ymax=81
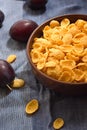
xmin=28 ymin=0 xmax=48 ymax=10
xmin=0 ymin=10 xmax=5 ymax=27
xmin=0 ymin=59 xmax=15 ymax=88
xmin=9 ymin=20 xmax=38 ymax=43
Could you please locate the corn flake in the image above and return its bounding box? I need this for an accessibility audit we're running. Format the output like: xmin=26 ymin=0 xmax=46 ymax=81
xmin=60 ymin=60 xmax=76 ymax=69
xmin=11 ymin=79 xmax=25 ymax=88
xmin=62 ymin=33 xmax=72 ymax=45
xmin=76 ymin=62 xmax=87 ymax=71
xmin=60 ymin=45 xmax=73 ymax=53
xmin=75 ymin=19 xmax=86 ymax=30
xmin=25 ymin=99 xmax=39 ymax=114
xmin=66 ymin=52 xmax=79 ymax=61
xmin=50 ymin=20 xmax=59 ymax=28
xmin=31 ymin=50 xmax=42 ymax=63
xmin=82 ymin=55 xmax=87 ymax=62
xmin=46 ymin=65 xmax=62 ymax=79
xmin=53 ymin=118 xmax=64 ymax=130
xmin=7 ymin=54 xmax=16 ymax=63
xmin=73 ymin=68 xmax=85 ymax=81
xmin=59 ymin=67 xmax=75 ymax=82
xmin=61 ymin=18 xmax=70 ymax=27
xmin=49 ymin=48 xmax=65 ymax=60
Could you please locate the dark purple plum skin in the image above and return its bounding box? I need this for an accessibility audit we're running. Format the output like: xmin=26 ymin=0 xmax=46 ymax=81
xmin=0 ymin=59 xmax=15 ymax=87
xmin=9 ymin=20 xmax=38 ymax=42
xmin=28 ymin=0 xmax=48 ymax=10
xmin=0 ymin=10 xmax=5 ymax=27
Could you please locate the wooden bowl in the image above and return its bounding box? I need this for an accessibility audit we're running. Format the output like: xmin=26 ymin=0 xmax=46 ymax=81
xmin=26 ymin=14 xmax=87 ymax=96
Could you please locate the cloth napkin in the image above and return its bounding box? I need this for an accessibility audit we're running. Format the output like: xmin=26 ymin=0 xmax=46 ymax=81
xmin=0 ymin=0 xmax=87 ymax=130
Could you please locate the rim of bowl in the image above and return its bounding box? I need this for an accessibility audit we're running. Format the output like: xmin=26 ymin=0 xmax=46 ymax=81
xmin=26 ymin=14 xmax=87 ymax=86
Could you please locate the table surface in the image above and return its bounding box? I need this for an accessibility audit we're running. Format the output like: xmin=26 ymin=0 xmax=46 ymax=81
xmin=0 ymin=0 xmax=87 ymax=130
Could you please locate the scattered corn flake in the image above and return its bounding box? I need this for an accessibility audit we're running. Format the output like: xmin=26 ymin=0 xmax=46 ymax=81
xmin=53 ymin=118 xmax=64 ymax=130
xmin=7 ymin=54 xmax=17 ymax=63
xmin=11 ymin=79 xmax=25 ymax=88
xmin=25 ymin=99 xmax=39 ymax=114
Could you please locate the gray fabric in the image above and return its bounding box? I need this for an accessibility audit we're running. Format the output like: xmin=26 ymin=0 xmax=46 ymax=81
xmin=0 ymin=0 xmax=87 ymax=130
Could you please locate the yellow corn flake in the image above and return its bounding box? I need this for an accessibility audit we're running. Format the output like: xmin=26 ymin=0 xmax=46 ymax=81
xmin=58 ymin=71 xmax=72 ymax=82
xmin=49 ymin=48 xmax=65 ymax=60
xmin=32 ymin=42 xmax=47 ymax=52
xmin=43 ymin=25 xmax=52 ymax=40
xmin=50 ymin=34 xmax=62 ymax=45
xmin=66 ymin=52 xmax=79 ymax=61
xmin=68 ymin=23 xmax=75 ymax=29
xmin=37 ymin=58 xmax=46 ymax=70
xmin=58 ymin=68 xmax=75 ymax=82
xmin=83 ymin=48 xmax=87 ymax=56
xmin=73 ymin=68 xmax=85 ymax=81
xmin=76 ymin=62 xmax=87 ymax=71
xmin=73 ymin=32 xmax=85 ymax=43
xmin=61 ymin=18 xmax=70 ymax=27
xmin=59 ymin=27 xmax=68 ymax=37
xmin=71 ymin=47 xmax=87 ymax=57
xmin=11 ymin=79 xmax=25 ymax=88
xmin=60 ymin=60 xmax=76 ymax=69
xmin=53 ymin=118 xmax=64 ymax=130
xmin=43 ymin=25 xmax=50 ymax=31
xmin=31 ymin=50 xmax=41 ymax=63
xmin=50 ymin=20 xmax=59 ymax=28
xmin=45 ymin=61 xmax=57 ymax=67
xmin=68 ymin=24 xmax=81 ymax=37
xmin=80 ymin=35 xmax=87 ymax=48
xmin=35 ymin=38 xmax=51 ymax=48
xmin=25 ymin=99 xmax=39 ymax=115
xmin=74 ymin=32 xmax=85 ymax=38
xmin=7 ymin=54 xmax=16 ymax=63
xmin=82 ymin=55 xmax=87 ymax=62
xmin=73 ymin=43 xmax=84 ymax=54
xmin=50 ymin=39 xmax=63 ymax=46
xmin=75 ymin=19 xmax=86 ymax=30
xmin=83 ymin=23 xmax=87 ymax=33
xmin=60 ymin=45 xmax=73 ymax=53
xmin=62 ymin=33 xmax=72 ymax=45
xmin=32 ymin=41 xmax=41 ymax=49
xmin=46 ymin=65 xmax=62 ymax=79
xmin=47 ymin=57 xmax=59 ymax=64
xmin=62 ymin=67 xmax=75 ymax=81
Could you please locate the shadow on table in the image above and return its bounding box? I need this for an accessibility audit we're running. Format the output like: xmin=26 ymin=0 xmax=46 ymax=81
xmin=23 ymin=2 xmax=46 ymax=15
xmin=50 ymin=91 xmax=87 ymax=128
xmin=0 ymin=86 xmax=11 ymax=99
xmin=7 ymin=38 xmax=26 ymax=51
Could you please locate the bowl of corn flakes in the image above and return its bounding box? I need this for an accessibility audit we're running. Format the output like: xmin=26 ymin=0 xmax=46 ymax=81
xmin=26 ymin=14 xmax=87 ymax=96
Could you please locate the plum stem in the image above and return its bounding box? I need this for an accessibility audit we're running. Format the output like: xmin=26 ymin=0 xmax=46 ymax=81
xmin=6 ymin=84 xmax=12 ymax=91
